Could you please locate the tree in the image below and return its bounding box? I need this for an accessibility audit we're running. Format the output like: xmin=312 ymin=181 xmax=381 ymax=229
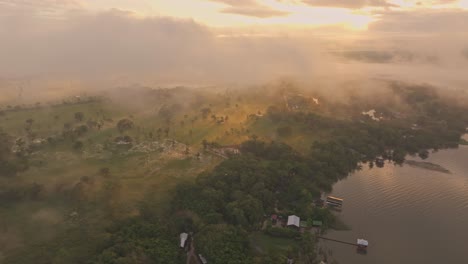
xmin=0 ymin=130 xmax=21 ymax=177
xmin=91 ymin=221 xmax=183 ymax=264
xmin=158 ymin=104 xmax=180 ymax=123
xmin=25 ymin=118 xmax=34 ymax=126
xmin=197 ymin=225 xmax=252 ymax=264
xmin=99 ymin=167 xmax=110 ymax=177
xmin=116 ymin=119 xmax=134 ymax=133
xmin=63 ymin=123 xmax=72 ymax=131
xmin=87 ymin=120 xmax=98 ymax=129
xmin=74 ymin=125 xmax=89 ymax=137
xmin=418 ymin=149 xmax=429 ymax=160
xmin=73 ymin=141 xmax=84 ymax=151
xmin=277 ymin=126 xmax=292 ymax=137
xmin=74 ymin=112 xmax=84 ymax=122
xmin=25 ymin=119 xmax=34 ymax=136
xmin=201 ymin=108 xmax=211 ymax=119
xmin=300 ymin=233 xmax=317 ymax=264
xmin=29 ymin=182 xmax=43 ymax=200
xmin=114 ymin=135 xmax=133 ymax=144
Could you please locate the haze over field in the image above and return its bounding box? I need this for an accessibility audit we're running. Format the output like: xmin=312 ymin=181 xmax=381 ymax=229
xmin=1 ymin=0 xmax=468 ymax=103
xmin=2 ymin=2 xmax=468 ymax=264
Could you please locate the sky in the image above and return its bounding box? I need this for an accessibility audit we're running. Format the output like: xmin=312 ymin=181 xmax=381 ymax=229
xmin=2 ymin=0 xmax=467 ymax=29
xmin=0 ymin=0 xmax=467 ymax=101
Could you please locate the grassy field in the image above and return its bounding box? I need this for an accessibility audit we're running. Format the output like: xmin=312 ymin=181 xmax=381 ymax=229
xmin=0 ymin=98 xmax=225 ymax=260
xmin=0 ymin=88 xmax=329 ymax=261
xmin=250 ymin=232 xmax=298 ymax=253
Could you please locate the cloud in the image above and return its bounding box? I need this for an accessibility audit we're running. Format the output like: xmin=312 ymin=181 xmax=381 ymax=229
xmin=370 ymin=9 xmax=468 ymax=32
xmin=208 ymin=0 xmax=289 ymax=17
xmin=0 ymin=0 xmax=82 ymax=17
xmin=300 ymin=0 xmax=397 ymax=9
xmin=0 ymin=0 xmax=81 ymax=8
xmin=334 ymin=50 xmax=439 ymax=64
xmin=0 ymin=5 xmax=467 ymax=105
xmin=414 ymin=0 xmax=458 ymax=6
xmin=220 ymin=6 xmax=289 ymax=17
xmin=208 ymin=0 xmax=256 ymax=5
xmin=0 ymin=9 xmax=324 ymax=87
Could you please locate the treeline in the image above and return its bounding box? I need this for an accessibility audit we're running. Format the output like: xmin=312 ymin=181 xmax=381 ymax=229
xmin=0 ymin=96 xmax=103 ymax=114
xmin=0 ymin=129 xmax=28 ymax=177
xmin=168 ymin=140 xmax=343 ymax=263
xmin=267 ymin=84 xmax=468 ymax=166
xmin=91 ymin=220 xmax=184 ymax=264
xmin=76 ymin=140 xmax=339 ymax=264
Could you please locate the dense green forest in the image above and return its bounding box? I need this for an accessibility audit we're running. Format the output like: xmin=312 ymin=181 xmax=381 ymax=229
xmin=1 ymin=83 xmax=467 ymax=263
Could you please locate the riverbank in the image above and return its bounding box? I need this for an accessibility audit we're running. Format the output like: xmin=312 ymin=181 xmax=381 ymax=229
xmin=321 ymin=146 xmax=468 ymax=264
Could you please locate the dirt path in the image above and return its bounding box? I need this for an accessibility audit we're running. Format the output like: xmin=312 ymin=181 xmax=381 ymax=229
xmin=186 ymin=238 xmax=198 ymax=264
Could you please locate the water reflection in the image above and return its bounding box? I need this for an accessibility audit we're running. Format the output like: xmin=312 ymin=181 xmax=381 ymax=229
xmin=320 ymin=146 xmax=468 ymax=264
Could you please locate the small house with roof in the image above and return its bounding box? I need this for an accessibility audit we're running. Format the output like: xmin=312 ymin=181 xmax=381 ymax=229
xmin=287 ymin=215 xmax=300 ymax=229
xmin=180 ymin=233 xmax=188 ymax=248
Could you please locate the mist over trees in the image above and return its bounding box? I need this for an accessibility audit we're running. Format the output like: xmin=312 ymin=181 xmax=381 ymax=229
xmin=0 ymin=80 xmax=467 ymax=263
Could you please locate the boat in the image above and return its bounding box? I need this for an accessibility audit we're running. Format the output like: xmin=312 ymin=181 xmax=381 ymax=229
xmin=357 ymin=238 xmax=369 ymax=253
xmin=326 ymin=196 xmax=344 ymax=207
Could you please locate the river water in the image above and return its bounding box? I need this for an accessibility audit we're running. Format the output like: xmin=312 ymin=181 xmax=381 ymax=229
xmin=321 ymin=143 xmax=468 ymax=264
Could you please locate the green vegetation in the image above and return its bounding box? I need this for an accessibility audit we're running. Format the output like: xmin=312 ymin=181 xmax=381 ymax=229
xmin=0 ymin=83 xmax=467 ymax=263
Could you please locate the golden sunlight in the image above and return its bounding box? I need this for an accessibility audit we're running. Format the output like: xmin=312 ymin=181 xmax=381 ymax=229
xmin=150 ymin=0 xmax=375 ymax=30
xmin=259 ymin=1 xmax=375 ymax=30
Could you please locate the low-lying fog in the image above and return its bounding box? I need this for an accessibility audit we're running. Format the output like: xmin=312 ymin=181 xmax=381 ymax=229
xmin=1 ymin=8 xmax=468 ymax=104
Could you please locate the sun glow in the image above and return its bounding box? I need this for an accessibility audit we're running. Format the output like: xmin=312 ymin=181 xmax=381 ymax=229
xmin=82 ymin=0 xmax=468 ymax=30
xmin=252 ymin=0 xmax=375 ymax=30
xmin=145 ymin=0 xmax=375 ymax=30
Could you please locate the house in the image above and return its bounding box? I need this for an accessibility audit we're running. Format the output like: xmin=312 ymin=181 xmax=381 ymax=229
xmin=287 ymin=215 xmax=300 ymax=228
xmin=180 ymin=233 xmax=188 ymax=248
xmin=211 ymin=145 xmax=241 ymax=157
xmin=221 ymin=146 xmax=240 ymax=155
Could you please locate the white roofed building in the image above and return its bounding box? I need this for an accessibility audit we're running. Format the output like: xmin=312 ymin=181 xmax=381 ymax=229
xmin=357 ymin=239 xmax=369 ymax=247
xmin=287 ymin=215 xmax=300 ymax=228
xmin=180 ymin=233 xmax=188 ymax=248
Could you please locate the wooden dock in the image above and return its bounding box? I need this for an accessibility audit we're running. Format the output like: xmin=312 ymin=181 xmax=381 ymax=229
xmin=317 ymin=236 xmax=358 ymax=246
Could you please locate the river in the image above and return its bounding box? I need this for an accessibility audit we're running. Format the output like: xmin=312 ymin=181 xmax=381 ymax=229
xmin=320 ymin=143 xmax=468 ymax=264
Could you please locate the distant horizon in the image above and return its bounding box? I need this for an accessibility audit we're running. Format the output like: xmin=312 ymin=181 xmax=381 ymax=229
xmin=1 ymin=0 xmax=468 ymax=99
